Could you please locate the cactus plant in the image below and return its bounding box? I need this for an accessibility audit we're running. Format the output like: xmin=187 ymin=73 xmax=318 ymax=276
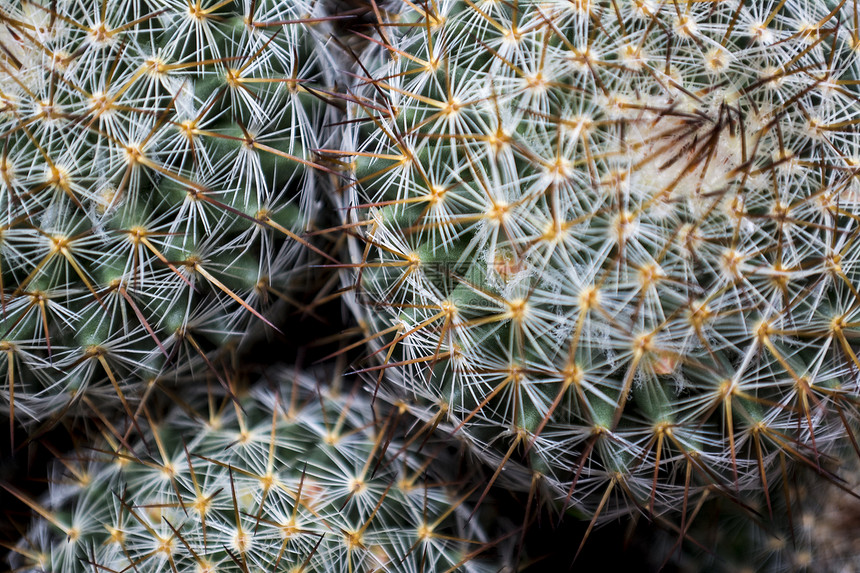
xmin=0 ymin=0 xmax=336 ymax=429
xmin=6 ymin=366 xmax=504 ymax=572
xmin=336 ymin=0 xmax=860 ymax=528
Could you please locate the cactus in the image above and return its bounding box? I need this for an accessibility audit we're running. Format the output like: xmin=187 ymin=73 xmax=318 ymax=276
xmin=7 ymin=366 xmax=503 ymax=572
xmin=0 ymin=0 xmax=336 ymax=429
xmin=337 ymin=0 xmax=860 ymax=527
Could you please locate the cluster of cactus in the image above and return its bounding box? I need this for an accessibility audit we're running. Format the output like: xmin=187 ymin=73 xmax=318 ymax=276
xmin=5 ymin=0 xmax=860 ymax=571
xmin=0 ymin=0 xmax=332 ymax=428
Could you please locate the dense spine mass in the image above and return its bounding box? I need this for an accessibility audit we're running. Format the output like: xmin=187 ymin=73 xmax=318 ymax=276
xmin=0 ymin=0 xmax=333 ymax=427
xmin=5 ymin=0 xmax=860 ymax=570
xmin=339 ymin=0 xmax=860 ymax=523
xmin=8 ymin=368 xmax=501 ymax=573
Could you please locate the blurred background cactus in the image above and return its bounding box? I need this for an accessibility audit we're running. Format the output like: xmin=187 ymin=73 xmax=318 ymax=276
xmin=0 ymin=0 xmax=337 ymax=430
xmin=338 ymin=0 xmax=860 ymax=529
xmin=6 ymin=366 xmax=504 ymax=572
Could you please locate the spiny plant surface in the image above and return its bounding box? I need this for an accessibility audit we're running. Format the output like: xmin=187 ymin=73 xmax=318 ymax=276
xmin=337 ymin=0 xmax=860 ymax=527
xmin=0 ymin=0 xmax=336 ymax=430
xmin=6 ymin=367 xmax=503 ymax=573
xmin=651 ymin=439 xmax=860 ymax=573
